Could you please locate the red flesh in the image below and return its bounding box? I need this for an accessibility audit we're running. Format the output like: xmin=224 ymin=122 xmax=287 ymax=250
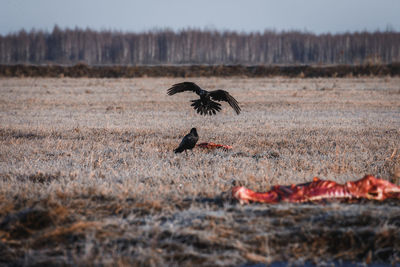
xmin=197 ymin=142 xmax=233 ymax=150
xmin=232 ymin=175 xmax=400 ymax=204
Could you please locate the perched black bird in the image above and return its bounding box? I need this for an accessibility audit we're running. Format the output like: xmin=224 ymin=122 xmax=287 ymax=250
xmin=167 ymin=82 xmax=241 ymax=116
xmin=174 ymin=128 xmax=199 ymax=154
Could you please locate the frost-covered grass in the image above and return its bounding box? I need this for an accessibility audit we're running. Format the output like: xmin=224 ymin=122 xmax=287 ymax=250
xmin=0 ymin=77 xmax=399 ymax=265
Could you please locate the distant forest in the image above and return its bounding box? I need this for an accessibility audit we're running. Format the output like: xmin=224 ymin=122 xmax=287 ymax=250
xmin=1 ymin=26 xmax=399 ymax=65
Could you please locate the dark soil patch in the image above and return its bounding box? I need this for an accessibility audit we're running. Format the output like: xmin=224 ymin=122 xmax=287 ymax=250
xmin=1 ymin=63 xmax=400 ymax=78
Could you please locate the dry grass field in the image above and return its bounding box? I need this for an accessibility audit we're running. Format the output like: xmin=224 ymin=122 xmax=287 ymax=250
xmin=0 ymin=77 xmax=400 ymax=266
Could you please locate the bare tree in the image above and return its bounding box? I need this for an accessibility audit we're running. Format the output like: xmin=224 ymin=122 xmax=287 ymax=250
xmin=0 ymin=26 xmax=399 ymax=65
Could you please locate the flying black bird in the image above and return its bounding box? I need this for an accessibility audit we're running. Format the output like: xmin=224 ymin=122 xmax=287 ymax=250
xmin=167 ymin=82 xmax=241 ymax=116
xmin=174 ymin=128 xmax=199 ymax=154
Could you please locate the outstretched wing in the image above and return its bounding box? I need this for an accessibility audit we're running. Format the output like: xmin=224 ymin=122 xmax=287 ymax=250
xmin=167 ymin=82 xmax=204 ymax=96
xmin=209 ymin=90 xmax=241 ymax=115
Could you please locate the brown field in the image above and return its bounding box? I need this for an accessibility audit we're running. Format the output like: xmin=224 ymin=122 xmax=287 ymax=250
xmin=0 ymin=77 xmax=400 ymax=266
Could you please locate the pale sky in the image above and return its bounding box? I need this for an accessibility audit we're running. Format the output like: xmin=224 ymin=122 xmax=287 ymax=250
xmin=1 ymin=0 xmax=399 ymax=35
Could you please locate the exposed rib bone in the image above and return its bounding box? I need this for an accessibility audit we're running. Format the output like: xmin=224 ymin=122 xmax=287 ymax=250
xmin=232 ymin=175 xmax=400 ymax=204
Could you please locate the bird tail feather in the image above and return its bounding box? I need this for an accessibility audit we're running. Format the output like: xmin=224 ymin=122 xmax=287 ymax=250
xmin=191 ymin=99 xmax=221 ymax=115
xmin=174 ymin=147 xmax=184 ymax=153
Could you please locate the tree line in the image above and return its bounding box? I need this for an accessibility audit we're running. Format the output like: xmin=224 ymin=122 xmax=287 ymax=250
xmin=0 ymin=26 xmax=399 ymax=65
